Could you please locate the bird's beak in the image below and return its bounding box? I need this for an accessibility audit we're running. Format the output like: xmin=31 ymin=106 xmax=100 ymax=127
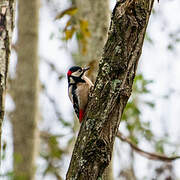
xmin=82 ymin=67 xmax=90 ymax=74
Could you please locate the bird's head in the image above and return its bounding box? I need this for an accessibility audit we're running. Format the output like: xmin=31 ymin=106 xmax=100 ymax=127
xmin=67 ymin=66 xmax=89 ymax=84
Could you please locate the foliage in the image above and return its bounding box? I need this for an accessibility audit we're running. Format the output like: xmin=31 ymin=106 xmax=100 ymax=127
xmin=122 ymin=73 xmax=154 ymax=144
xmin=55 ymin=6 xmax=91 ymax=54
xmin=40 ymin=133 xmax=65 ymax=179
xmin=121 ymin=72 xmax=179 ymax=157
xmin=167 ymin=30 xmax=180 ymax=52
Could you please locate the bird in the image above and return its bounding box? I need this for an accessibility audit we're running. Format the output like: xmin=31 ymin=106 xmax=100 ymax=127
xmin=67 ymin=66 xmax=93 ymax=123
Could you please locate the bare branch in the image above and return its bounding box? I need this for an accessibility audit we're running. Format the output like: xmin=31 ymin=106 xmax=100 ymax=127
xmin=117 ymin=131 xmax=180 ymax=162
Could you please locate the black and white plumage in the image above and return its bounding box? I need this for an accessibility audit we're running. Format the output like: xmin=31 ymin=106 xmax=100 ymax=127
xmin=67 ymin=66 xmax=93 ymax=123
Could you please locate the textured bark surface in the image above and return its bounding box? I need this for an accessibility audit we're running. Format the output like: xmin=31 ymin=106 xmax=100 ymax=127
xmin=66 ymin=0 xmax=154 ymax=179
xmin=0 ymin=0 xmax=15 ymax=159
xmin=75 ymin=0 xmax=110 ymax=82
xmin=10 ymin=0 xmax=39 ymax=179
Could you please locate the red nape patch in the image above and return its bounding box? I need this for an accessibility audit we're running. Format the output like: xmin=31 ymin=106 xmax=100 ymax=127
xmin=67 ymin=70 xmax=72 ymax=76
xmin=79 ymin=109 xmax=84 ymax=123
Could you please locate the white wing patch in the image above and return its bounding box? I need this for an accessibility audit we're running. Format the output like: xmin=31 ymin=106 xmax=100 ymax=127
xmin=68 ymin=86 xmax=73 ymax=102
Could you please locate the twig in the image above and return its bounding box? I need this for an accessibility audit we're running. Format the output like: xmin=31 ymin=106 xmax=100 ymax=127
xmin=40 ymin=56 xmax=64 ymax=80
xmin=116 ymin=131 xmax=180 ymax=162
xmin=42 ymin=84 xmax=71 ymax=127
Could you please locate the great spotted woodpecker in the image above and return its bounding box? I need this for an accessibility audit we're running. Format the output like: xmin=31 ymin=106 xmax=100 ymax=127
xmin=67 ymin=66 xmax=93 ymax=123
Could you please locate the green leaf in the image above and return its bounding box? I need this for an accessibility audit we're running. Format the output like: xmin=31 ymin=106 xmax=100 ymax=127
xmin=49 ymin=33 xmax=54 ymax=40
xmin=129 ymin=135 xmax=139 ymax=145
xmin=144 ymin=101 xmax=155 ymax=108
xmin=145 ymin=33 xmax=153 ymax=44
xmin=155 ymin=140 xmax=164 ymax=154
xmin=143 ymin=129 xmax=153 ymax=141
xmin=167 ymin=44 xmax=174 ymax=51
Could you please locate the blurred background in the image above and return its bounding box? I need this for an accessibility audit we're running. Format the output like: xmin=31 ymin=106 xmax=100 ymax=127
xmin=1 ymin=0 xmax=180 ymax=179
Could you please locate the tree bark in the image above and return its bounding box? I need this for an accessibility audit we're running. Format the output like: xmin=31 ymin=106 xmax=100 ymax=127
xmin=66 ymin=0 xmax=154 ymax=179
xmin=10 ymin=0 xmax=39 ymax=179
xmin=0 ymin=0 xmax=15 ymax=160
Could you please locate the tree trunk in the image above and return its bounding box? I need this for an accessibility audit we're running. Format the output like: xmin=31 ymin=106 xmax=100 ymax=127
xmin=11 ymin=0 xmax=39 ymax=179
xmin=74 ymin=0 xmax=110 ymax=82
xmin=66 ymin=0 xmax=154 ymax=179
xmin=0 ymin=0 xmax=15 ymax=160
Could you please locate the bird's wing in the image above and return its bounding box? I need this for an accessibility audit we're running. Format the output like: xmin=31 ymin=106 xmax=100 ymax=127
xmin=71 ymin=85 xmax=79 ymax=119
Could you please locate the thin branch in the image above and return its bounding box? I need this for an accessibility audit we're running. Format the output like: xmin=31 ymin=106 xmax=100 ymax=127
xmin=116 ymin=131 xmax=180 ymax=162
xmin=42 ymin=84 xmax=72 ymax=127
xmin=40 ymin=131 xmax=65 ymax=139
xmin=40 ymin=56 xmax=64 ymax=80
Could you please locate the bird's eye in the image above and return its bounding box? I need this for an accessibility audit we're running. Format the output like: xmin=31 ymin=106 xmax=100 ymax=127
xmin=79 ymin=69 xmax=82 ymax=72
